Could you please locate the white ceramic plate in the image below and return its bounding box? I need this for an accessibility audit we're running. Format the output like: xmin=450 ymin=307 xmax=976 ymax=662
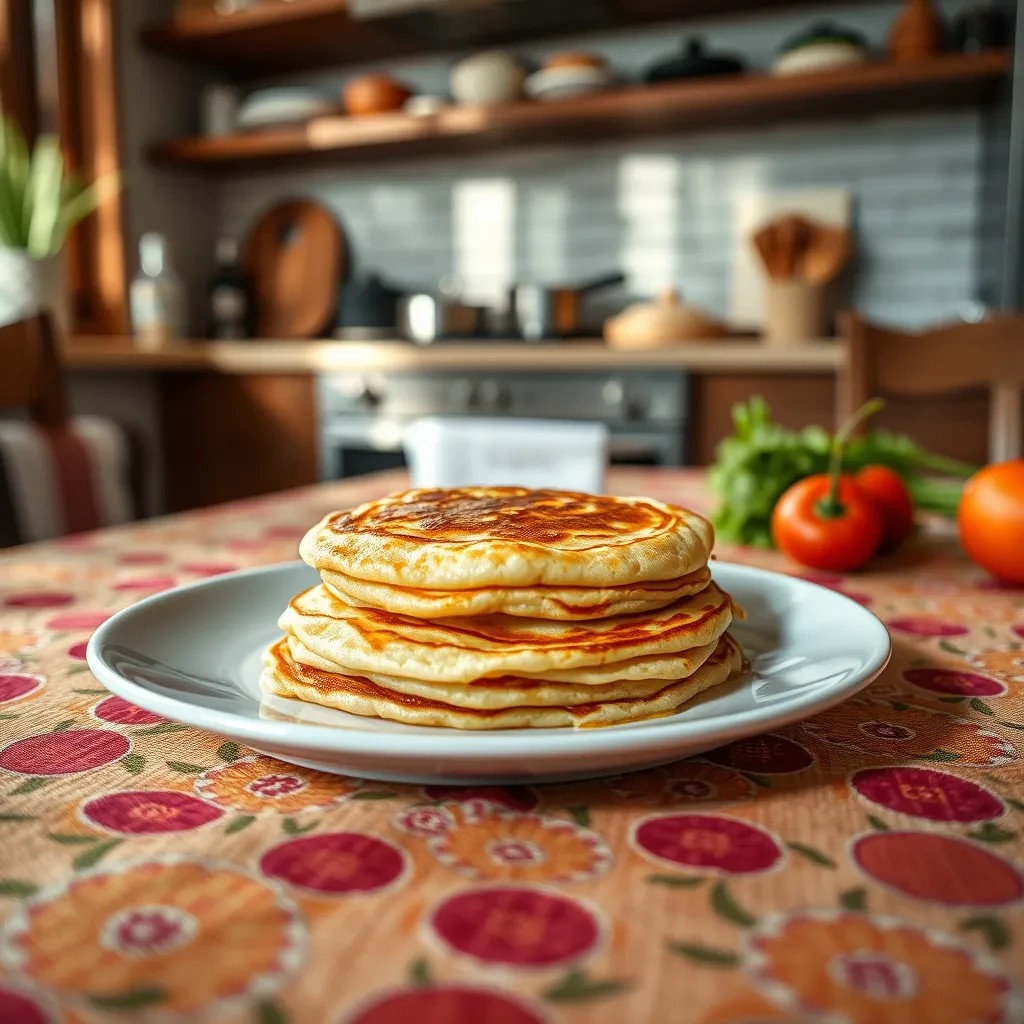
xmin=87 ymin=562 xmax=890 ymax=784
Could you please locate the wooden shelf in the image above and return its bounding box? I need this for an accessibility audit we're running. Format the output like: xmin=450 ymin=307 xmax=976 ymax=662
xmin=64 ymin=337 xmax=842 ymax=375
xmin=150 ymin=51 xmax=1010 ymax=171
xmin=141 ymin=0 xmax=835 ymax=77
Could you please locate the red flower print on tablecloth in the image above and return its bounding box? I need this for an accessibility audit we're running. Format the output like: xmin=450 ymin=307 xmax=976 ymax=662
xmin=608 ymin=761 xmax=757 ymax=807
xmin=394 ymin=805 xmax=458 ymax=837
xmin=113 ymin=576 xmax=176 ymax=593
xmin=346 ymin=985 xmax=548 ymax=1024
xmin=425 ymin=805 xmax=611 ymax=884
xmin=195 ymin=755 xmax=361 ymax=813
xmin=81 ymin=790 xmax=224 ymax=835
xmin=0 ymin=672 xmax=44 ymax=704
xmin=799 ymin=573 xmax=872 ymax=605
xmin=632 ymin=813 xmax=783 ymax=875
xmin=886 ymin=616 xmax=970 ymax=638
xmin=902 ymin=667 xmax=1007 ymax=698
xmin=43 ymin=611 xmax=109 ymax=631
xmin=0 ymin=729 xmax=129 ymax=775
xmin=117 ymin=552 xmax=168 ymax=565
xmin=422 ymin=784 xmax=539 ymax=812
xmin=0 ymin=857 xmax=304 ymax=1017
xmin=3 ymin=592 xmax=74 ymax=609
xmin=428 ymin=886 xmax=601 ymax=968
xmin=67 ymin=641 xmax=88 ymax=661
xmin=969 ymin=646 xmax=1024 ymax=684
xmin=0 ymin=983 xmax=60 ymax=1024
xmin=260 ymin=832 xmax=407 ymax=896
xmin=180 ymin=562 xmax=238 ymax=577
xmin=850 ymin=767 xmax=1004 ymax=823
xmin=746 ymin=910 xmax=1015 ymax=1024
xmin=705 ymin=734 xmax=815 ymax=775
xmin=798 ymin=700 xmax=1017 ymax=766
xmin=852 ymin=831 xmax=1024 ymax=907
xmin=91 ymin=695 xmax=164 ymax=726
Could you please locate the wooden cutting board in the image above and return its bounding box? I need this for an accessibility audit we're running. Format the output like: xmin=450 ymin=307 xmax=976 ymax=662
xmin=244 ymin=200 xmax=345 ymax=339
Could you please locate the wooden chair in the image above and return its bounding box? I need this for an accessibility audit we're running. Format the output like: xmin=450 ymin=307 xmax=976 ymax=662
xmin=0 ymin=313 xmax=139 ymax=546
xmin=840 ymin=313 xmax=1024 ymax=462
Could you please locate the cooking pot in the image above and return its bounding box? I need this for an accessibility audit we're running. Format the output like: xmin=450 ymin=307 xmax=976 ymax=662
xmin=397 ymin=281 xmax=485 ymax=343
xmin=511 ymin=272 xmax=625 ymax=341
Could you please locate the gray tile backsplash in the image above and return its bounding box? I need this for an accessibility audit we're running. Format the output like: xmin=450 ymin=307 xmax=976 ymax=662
xmin=212 ymin=0 xmax=992 ymax=330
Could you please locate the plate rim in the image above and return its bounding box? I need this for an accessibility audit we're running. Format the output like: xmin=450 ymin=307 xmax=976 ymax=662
xmin=86 ymin=560 xmax=891 ymax=761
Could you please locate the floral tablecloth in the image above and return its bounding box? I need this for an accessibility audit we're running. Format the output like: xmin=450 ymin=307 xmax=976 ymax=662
xmin=1 ymin=468 xmax=1023 ymax=1024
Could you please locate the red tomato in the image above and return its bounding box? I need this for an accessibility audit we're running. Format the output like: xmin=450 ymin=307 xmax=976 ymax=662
xmin=855 ymin=465 xmax=914 ymax=553
xmin=771 ymin=474 xmax=884 ymax=572
xmin=958 ymin=460 xmax=1024 ymax=584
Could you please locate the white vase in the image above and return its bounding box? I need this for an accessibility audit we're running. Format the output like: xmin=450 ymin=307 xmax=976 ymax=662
xmin=0 ymin=247 xmax=68 ymax=330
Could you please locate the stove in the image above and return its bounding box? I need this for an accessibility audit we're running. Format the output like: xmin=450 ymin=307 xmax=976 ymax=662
xmin=317 ymin=369 xmax=689 ymax=480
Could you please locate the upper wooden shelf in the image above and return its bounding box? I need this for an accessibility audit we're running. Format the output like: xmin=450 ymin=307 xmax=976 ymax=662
xmin=141 ymin=0 xmax=835 ymax=76
xmin=150 ymin=50 xmax=1009 ymax=171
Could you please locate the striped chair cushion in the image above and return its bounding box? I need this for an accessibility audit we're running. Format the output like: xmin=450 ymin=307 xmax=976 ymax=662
xmin=0 ymin=416 xmax=136 ymax=547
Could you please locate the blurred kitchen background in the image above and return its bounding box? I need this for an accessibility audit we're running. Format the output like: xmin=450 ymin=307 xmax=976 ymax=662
xmin=0 ymin=0 xmax=1020 ymax=533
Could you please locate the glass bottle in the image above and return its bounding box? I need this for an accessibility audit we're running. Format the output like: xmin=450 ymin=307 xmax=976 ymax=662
xmin=129 ymin=233 xmax=186 ymax=348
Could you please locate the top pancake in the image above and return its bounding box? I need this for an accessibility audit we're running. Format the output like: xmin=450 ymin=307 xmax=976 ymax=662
xmin=300 ymin=486 xmax=714 ymax=589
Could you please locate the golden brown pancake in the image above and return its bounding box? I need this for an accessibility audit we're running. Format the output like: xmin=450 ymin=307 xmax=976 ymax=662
xmin=262 ymin=634 xmax=743 ymax=729
xmin=285 ymin=634 xmax=720 ymax=708
xmin=279 ymin=581 xmax=733 ymax=684
xmin=319 ymin=565 xmax=712 ymax=620
xmin=300 ymin=487 xmax=714 ymax=589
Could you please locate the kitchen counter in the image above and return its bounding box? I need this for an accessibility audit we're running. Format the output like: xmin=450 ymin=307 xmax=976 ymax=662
xmin=65 ymin=337 xmax=842 ymax=374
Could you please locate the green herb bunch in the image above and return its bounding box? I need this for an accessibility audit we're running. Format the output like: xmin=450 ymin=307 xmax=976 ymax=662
xmin=709 ymin=397 xmax=975 ymax=547
xmin=0 ymin=117 xmax=113 ymax=258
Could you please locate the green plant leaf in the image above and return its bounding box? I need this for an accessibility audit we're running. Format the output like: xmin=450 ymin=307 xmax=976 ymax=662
xmin=939 ymin=640 xmax=967 ymax=656
xmin=786 ymin=841 xmax=837 ymax=868
xmin=646 ymin=874 xmax=705 ymax=889
xmin=52 ymin=719 xmax=75 ymax=732
xmin=26 ymin=134 xmax=64 ymax=258
xmin=282 ymin=818 xmax=318 ymax=835
xmin=409 ymin=958 xmax=433 ymax=987
xmin=839 ymin=887 xmax=867 ymax=911
xmin=969 ymin=698 xmax=994 ymax=716
xmin=256 ymin=998 xmax=289 ymax=1024
xmin=10 ymin=776 xmax=51 ymax=795
xmin=543 ymin=968 xmax=630 ymax=1003
xmin=1005 ymin=797 xmax=1024 ymax=813
xmin=666 ymin=940 xmax=739 ymax=967
xmin=0 ymin=813 xmax=34 ymax=822
xmin=226 ymin=814 xmax=256 ymax=834
xmin=0 ymin=712 xmax=18 ymax=720
xmin=709 ymin=881 xmax=757 ymax=927
xmin=166 ymin=761 xmax=209 ymax=774
xmin=0 ymin=879 xmax=37 ymax=897
xmin=743 ymin=773 xmax=771 ymax=788
xmin=960 ymin=915 xmax=1010 ymax=952
xmin=350 ymin=790 xmax=398 ymax=801
xmin=218 ymin=741 xmax=242 ymax=762
xmin=566 ymin=805 xmax=590 ymax=827
xmin=120 ymin=753 xmax=145 ymax=775
xmin=134 ymin=723 xmax=188 ymax=736
xmin=866 ymin=814 xmax=890 ymax=831
xmin=88 ymin=986 xmax=166 ymax=1010
xmin=966 ymin=822 xmax=1015 ymax=844
xmin=74 ymin=688 xmax=109 ymax=695
xmin=73 ymin=839 xmax=122 ymax=870
xmin=47 ymin=833 xmax=99 ymax=845
xmin=999 ymin=720 xmax=1024 ymax=730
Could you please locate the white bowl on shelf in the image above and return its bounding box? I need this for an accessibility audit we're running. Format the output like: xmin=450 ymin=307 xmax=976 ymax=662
xmin=236 ymin=88 xmax=337 ymax=130
xmin=524 ymin=65 xmax=616 ymax=101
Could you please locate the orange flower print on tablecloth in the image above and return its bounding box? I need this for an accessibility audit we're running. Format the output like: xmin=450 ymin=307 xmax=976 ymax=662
xmin=194 ymin=754 xmax=361 ymax=813
xmin=798 ymin=700 xmax=1017 ymax=766
xmin=746 ymin=911 xmax=1016 ymax=1024
xmin=0 ymin=628 xmax=43 ymax=658
xmin=425 ymin=805 xmax=611 ymax=884
xmin=0 ymin=858 xmax=304 ymax=1017
xmin=969 ymin=645 xmax=1024 ymax=684
xmin=608 ymin=761 xmax=757 ymax=807
xmin=931 ymin=596 xmax=1020 ymax=624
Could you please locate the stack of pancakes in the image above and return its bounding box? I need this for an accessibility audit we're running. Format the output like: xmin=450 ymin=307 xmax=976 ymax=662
xmin=262 ymin=487 xmax=743 ymax=729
